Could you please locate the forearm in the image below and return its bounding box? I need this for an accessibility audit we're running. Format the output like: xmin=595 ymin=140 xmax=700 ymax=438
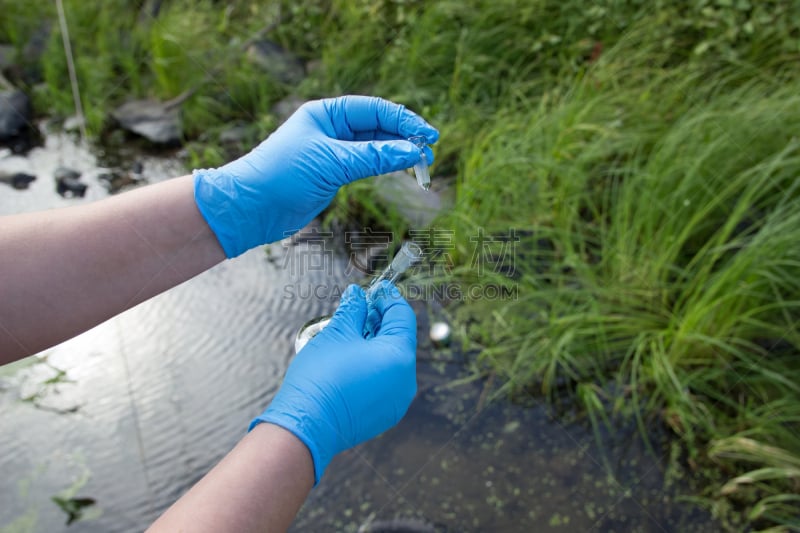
xmin=148 ymin=423 xmax=314 ymax=533
xmin=0 ymin=175 xmax=225 ymax=363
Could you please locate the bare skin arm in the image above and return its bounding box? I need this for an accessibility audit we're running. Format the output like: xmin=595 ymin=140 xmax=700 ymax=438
xmin=147 ymin=422 xmax=314 ymax=533
xmin=0 ymin=175 xmax=225 ymax=364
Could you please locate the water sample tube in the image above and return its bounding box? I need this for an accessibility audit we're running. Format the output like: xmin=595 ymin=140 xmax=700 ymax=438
xmin=368 ymin=241 xmax=424 ymax=288
xmin=294 ymin=241 xmax=424 ymax=352
xmin=408 ymin=135 xmax=431 ymax=191
xmin=362 ymin=241 xmax=423 ymax=339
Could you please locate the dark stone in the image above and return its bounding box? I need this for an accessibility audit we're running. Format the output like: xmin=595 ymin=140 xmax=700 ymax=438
xmin=0 ymin=171 xmax=36 ymax=190
xmin=54 ymin=167 xmax=81 ymax=181
xmin=22 ymin=24 xmax=49 ymax=66
xmin=97 ymin=168 xmax=146 ymax=194
xmin=111 ymin=99 xmax=182 ymax=145
xmin=246 ymin=40 xmax=305 ymax=85
xmin=56 ymin=176 xmax=87 ymax=198
xmin=11 ymin=172 xmax=35 ymax=189
xmin=0 ymin=90 xmax=33 ymax=141
xmin=55 ymin=168 xmax=87 ymax=198
xmin=19 ymin=24 xmax=50 ymax=84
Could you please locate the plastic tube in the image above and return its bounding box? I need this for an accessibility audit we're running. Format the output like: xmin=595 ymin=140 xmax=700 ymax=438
xmin=294 ymin=241 xmax=424 ymax=352
xmin=408 ymin=135 xmax=431 ymax=191
xmin=368 ymin=241 xmax=424 ymax=287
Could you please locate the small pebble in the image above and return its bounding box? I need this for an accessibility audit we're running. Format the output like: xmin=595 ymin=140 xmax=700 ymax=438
xmin=429 ymin=321 xmax=451 ymax=347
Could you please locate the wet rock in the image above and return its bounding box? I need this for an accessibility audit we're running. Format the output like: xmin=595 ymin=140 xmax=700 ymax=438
xmin=0 ymin=171 xmax=36 ymax=190
xmin=246 ymin=40 xmax=305 ymax=85
xmin=429 ymin=322 xmax=452 ymax=347
xmin=372 ymin=171 xmax=454 ymax=228
xmin=56 ymin=176 xmax=87 ymax=198
xmin=14 ymin=24 xmax=50 ymax=84
xmin=0 ymin=90 xmax=32 ymax=141
xmin=22 ymin=24 xmax=49 ymax=67
xmin=55 ymin=167 xmax=87 ymax=198
xmin=175 ymin=147 xmax=191 ymax=161
xmin=98 ymin=165 xmax=146 ymax=193
xmin=63 ymin=115 xmax=86 ymax=132
xmin=54 ymin=167 xmax=80 ymax=181
xmin=272 ymin=95 xmax=307 ymax=122
xmin=111 ymin=99 xmax=182 ymax=145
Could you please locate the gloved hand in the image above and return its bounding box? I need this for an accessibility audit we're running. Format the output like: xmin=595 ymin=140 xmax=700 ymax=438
xmin=250 ymin=281 xmax=417 ymax=484
xmin=194 ymin=96 xmax=439 ymax=258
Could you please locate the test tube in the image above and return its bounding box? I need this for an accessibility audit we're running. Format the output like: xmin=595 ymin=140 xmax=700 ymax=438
xmin=368 ymin=241 xmax=424 ymax=288
xmin=294 ymin=242 xmax=424 ymax=352
xmin=408 ymin=135 xmax=431 ymax=191
xmin=363 ymin=241 xmax=423 ymax=339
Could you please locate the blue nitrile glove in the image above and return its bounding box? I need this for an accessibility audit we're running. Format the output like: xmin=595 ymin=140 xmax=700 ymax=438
xmin=194 ymin=96 xmax=439 ymax=258
xmin=249 ymin=281 xmax=417 ymax=484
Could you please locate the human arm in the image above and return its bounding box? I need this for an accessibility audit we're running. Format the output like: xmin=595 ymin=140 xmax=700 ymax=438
xmin=149 ymin=282 xmax=417 ymax=532
xmin=0 ymin=175 xmax=224 ymax=363
xmin=0 ymin=96 xmax=438 ymax=364
xmin=147 ymin=422 xmax=314 ymax=533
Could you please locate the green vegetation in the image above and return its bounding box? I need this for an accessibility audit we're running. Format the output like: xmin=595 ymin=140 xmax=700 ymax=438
xmin=2 ymin=0 xmax=799 ymax=529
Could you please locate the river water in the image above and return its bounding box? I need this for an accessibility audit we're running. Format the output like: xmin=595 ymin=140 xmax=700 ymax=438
xmin=0 ymin=128 xmax=716 ymax=532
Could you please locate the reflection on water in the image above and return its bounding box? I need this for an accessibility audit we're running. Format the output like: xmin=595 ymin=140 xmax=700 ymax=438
xmin=0 ymin=130 xmax=347 ymax=532
xmin=296 ymin=339 xmax=717 ymax=532
xmin=0 ymin=130 xmax=716 ymax=532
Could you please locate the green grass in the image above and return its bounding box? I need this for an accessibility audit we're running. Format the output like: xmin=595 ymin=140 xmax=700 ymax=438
xmin=2 ymin=0 xmax=800 ymax=529
xmin=440 ymin=36 xmax=800 ymax=530
xmin=0 ymin=0 xmax=291 ymax=152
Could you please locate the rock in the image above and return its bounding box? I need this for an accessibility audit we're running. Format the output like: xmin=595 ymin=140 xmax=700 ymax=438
xmin=97 ymin=166 xmax=146 ymax=193
xmin=18 ymin=24 xmax=50 ymax=84
xmin=246 ymin=40 xmax=305 ymax=85
xmin=272 ymin=95 xmax=307 ymax=122
xmin=372 ymin=171 xmax=454 ymax=228
xmin=55 ymin=167 xmax=87 ymax=198
xmin=22 ymin=24 xmax=49 ymax=66
xmin=54 ymin=167 xmax=81 ymax=181
xmin=0 ymin=171 xmax=36 ymax=190
xmin=175 ymin=147 xmax=190 ymax=161
xmin=0 ymin=90 xmax=32 ymax=141
xmin=111 ymin=99 xmax=182 ymax=145
xmin=131 ymin=160 xmax=144 ymax=175
xmin=56 ymin=176 xmax=87 ymax=198
xmin=429 ymin=321 xmax=452 ymax=347
xmin=63 ymin=115 xmax=86 ymax=132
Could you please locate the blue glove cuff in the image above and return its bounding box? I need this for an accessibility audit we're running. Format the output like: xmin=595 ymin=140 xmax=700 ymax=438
xmin=249 ymin=413 xmax=334 ymax=486
xmin=193 ymin=168 xmax=249 ymax=258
